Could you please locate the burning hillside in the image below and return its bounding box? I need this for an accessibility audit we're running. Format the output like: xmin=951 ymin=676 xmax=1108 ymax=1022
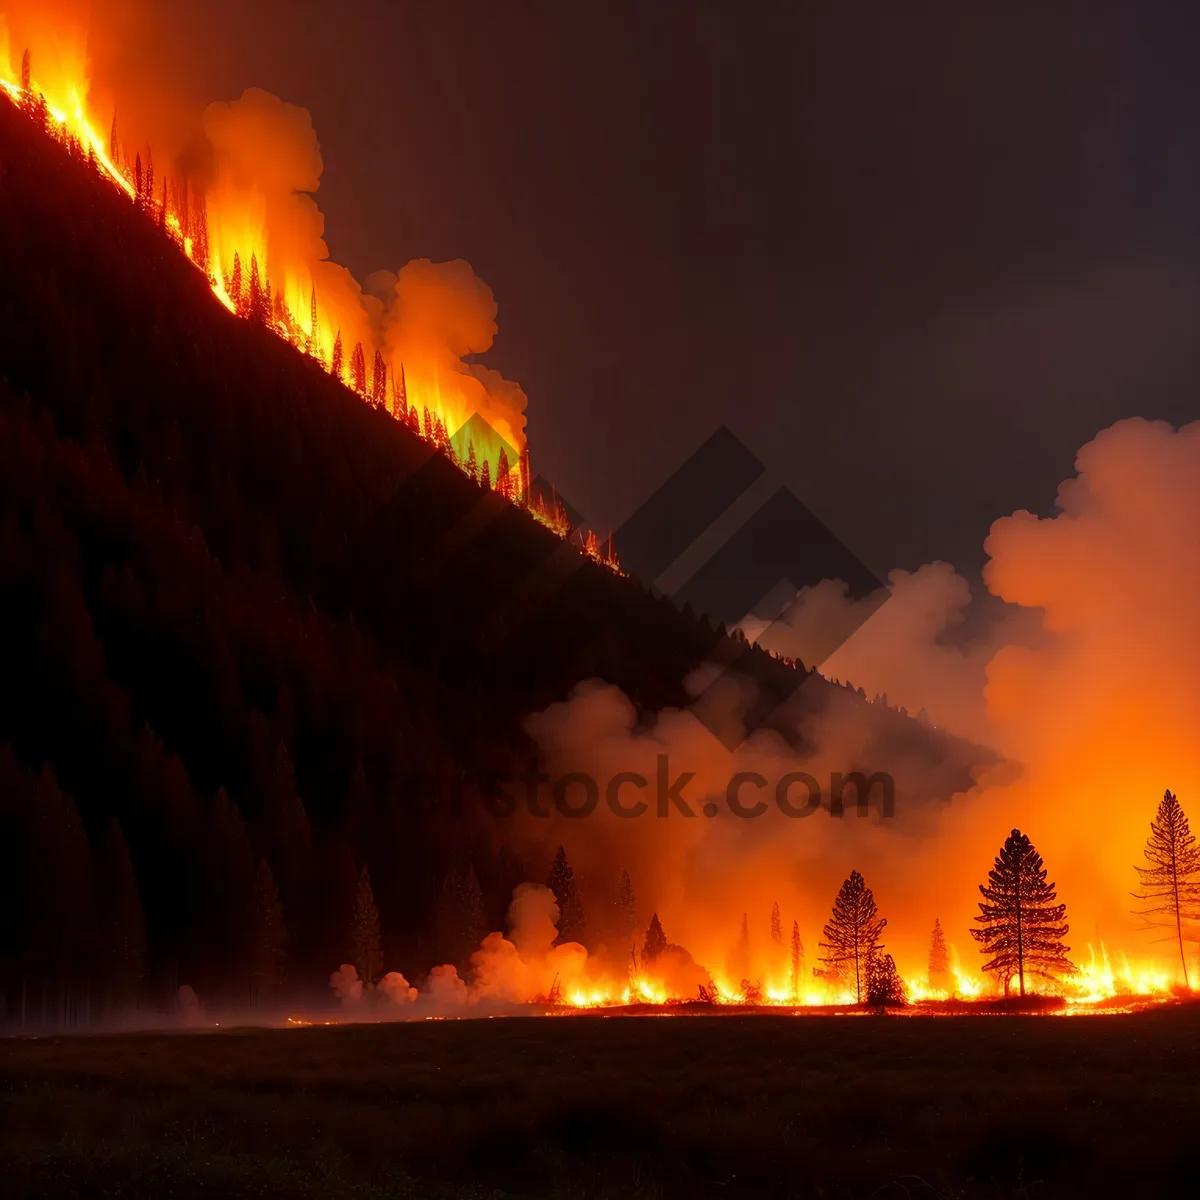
xmin=0 ymin=18 xmax=617 ymax=564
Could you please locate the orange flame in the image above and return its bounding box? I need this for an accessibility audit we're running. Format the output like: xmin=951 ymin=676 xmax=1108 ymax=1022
xmin=0 ymin=45 xmax=619 ymax=569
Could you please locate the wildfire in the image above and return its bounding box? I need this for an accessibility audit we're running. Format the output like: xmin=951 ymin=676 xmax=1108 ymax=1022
xmin=546 ymin=941 xmax=1183 ymax=1016
xmin=0 ymin=47 xmax=622 ymax=574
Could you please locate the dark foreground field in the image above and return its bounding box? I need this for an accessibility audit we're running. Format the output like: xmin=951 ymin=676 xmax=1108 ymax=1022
xmin=2 ymin=1007 xmax=1198 ymax=1199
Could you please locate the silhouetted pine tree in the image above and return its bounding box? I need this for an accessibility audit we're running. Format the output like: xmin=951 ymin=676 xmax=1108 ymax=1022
xmin=642 ymin=913 xmax=667 ymax=967
xmin=971 ymin=829 xmax=1073 ymax=996
xmin=819 ymin=870 xmax=887 ymax=1003
xmin=480 ymin=460 xmax=491 ymax=490
xmin=1132 ymin=789 xmax=1200 ymax=987
xmin=770 ymin=900 xmax=782 ymax=945
xmin=229 ymin=253 xmax=243 ymax=313
xmin=547 ymin=845 xmax=585 ymax=945
xmin=867 ymin=952 xmax=907 ymax=1009
xmin=928 ymin=917 xmax=951 ymax=993
xmin=615 ymin=867 xmax=637 ymax=942
xmin=248 ymin=255 xmax=268 ymax=324
xmin=20 ymin=50 xmax=30 ymax=95
xmin=133 ymin=152 xmax=143 ymax=205
xmin=465 ymin=440 xmax=478 ymax=482
xmin=192 ymin=199 xmax=209 ymax=271
xmin=179 ymin=181 xmax=190 ymax=241
xmin=330 ymin=331 xmax=344 ymax=380
xmin=109 ymin=113 xmax=118 ymax=164
xmin=350 ymin=341 xmax=366 ymax=393
xmin=371 ymin=350 xmax=387 ymax=406
xmin=308 ymin=287 xmax=319 ymax=356
xmin=396 ymin=363 xmax=408 ymax=417
xmin=351 ymin=866 xmax=382 ymax=986
xmin=790 ymin=919 xmax=803 ymax=999
xmin=496 ymin=447 xmax=511 ymax=498
xmin=247 ymin=859 xmax=285 ymax=1005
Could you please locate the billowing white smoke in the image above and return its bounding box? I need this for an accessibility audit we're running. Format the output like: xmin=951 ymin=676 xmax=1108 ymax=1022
xmin=329 ymin=965 xmax=417 ymax=1011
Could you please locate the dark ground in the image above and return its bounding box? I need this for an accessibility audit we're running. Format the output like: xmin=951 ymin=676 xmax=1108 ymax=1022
xmin=1 ymin=1006 xmax=1197 ymax=1199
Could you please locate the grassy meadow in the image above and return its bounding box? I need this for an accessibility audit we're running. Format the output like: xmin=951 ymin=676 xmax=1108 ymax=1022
xmin=2 ymin=1005 xmax=1198 ymax=1198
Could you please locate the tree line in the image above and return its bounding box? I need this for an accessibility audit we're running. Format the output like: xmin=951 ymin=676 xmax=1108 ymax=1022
xmin=814 ymin=790 xmax=1198 ymax=1005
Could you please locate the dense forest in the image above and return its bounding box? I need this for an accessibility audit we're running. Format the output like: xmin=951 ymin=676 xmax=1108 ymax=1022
xmin=0 ymin=95 xmax=976 ymax=1018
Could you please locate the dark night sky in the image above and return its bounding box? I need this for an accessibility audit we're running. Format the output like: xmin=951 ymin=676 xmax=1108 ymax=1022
xmin=127 ymin=1 xmax=1200 ymax=582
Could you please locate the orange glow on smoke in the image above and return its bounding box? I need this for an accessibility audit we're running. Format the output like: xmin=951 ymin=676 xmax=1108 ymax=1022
xmin=0 ymin=37 xmax=619 ymax=571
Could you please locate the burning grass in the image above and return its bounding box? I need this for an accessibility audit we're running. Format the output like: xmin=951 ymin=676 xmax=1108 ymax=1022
xmin=3 ymin=1005 xmax=1200 ymax=1198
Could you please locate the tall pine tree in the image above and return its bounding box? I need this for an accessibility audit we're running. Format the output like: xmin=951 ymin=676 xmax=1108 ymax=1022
xmin=229 ymin=253 xmax=244 ymax=313
xmin=642 ymin=913 xmax=667 ymax=967
xmin=248 ymin=255 xmax=268 ymax=323
xmin=1132 ymin=789 xmax=1200 ymax=987
xmin=928 ymin=917 xmax=951 ymax=993
xmin=395 ymin=363 xmax=408 ymax=416
xmin=308 ymin=287 xmax=319 ymax=357
xmin=971 ymin=829 xmax=1073 ymax=996
xmin=770 ymin=900 xmax=783 ymax=945
xmin=819 ymin=870 xmax=887 ymax=1003
xmin=790 ymin=920 xmax=803 ymax=999
xmin=371 ymin=350 xmax=387 ymax=406
xmin=547 ymin=845 xmax=585 ymax=945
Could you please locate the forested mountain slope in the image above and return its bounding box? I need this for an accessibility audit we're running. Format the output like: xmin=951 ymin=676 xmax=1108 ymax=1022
xmin=0 ymin=97 xmax=979 ymax=1011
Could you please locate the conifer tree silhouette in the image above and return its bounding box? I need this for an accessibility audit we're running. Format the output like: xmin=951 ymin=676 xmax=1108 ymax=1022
xmin=371 ymin=350 xmax=387 ymax=406
xmin=642 ymin=912 xmax=667 ymax=966
xmin=928 ymin=917 xmax=951 ymax=993
xmin=1132 ymin=790 xmax=1200 ymax=987
xmin=547 ymin=845 xmax=585 ymax=945
xmin=971 ymin=829 xmax=1073 ymax=996
xmin=790 ymin=919 xmax=803 ymax=999
xmin=819 ymin=869 xmax=886 ymax=1002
